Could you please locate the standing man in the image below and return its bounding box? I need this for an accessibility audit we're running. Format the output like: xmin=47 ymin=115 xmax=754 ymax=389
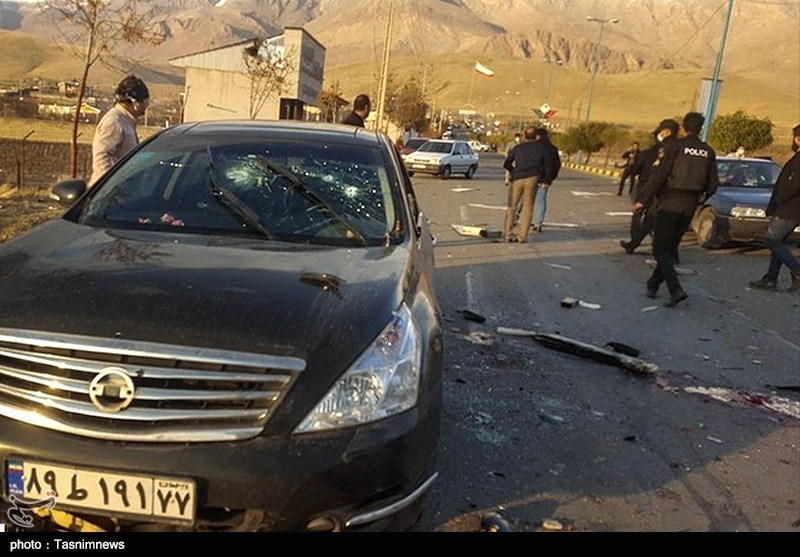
xmin=342 ymin=94 xmax=371 ymax=128
xmin=634 ymin=112 xmax=720 ymax=307
xmin=617 ymin=141 xmax=640 ymax=196
xmin=89 ymin=75 xmax=149 ymax=187
xmin=503 ymin=126 xmax=549 ymax=243
xmin=748 ymin=124 xmax=800 ymax=292
xmin=621 ymin=120 xmax=680 ymax=254
xmin=531 ymin=127 xmax=562 ymax=233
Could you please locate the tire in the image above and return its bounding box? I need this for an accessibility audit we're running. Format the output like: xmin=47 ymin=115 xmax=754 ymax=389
xmin=440 ymin=165 xmax=451 ymax=180
xmin=465 ymin=165 xmax=476 ymax=179
xmin=696 ymin=208 xmax=725 ymax=249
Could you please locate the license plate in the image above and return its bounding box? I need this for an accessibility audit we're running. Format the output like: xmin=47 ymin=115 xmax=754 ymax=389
xmin=6 ymin=460 xmax=195 ymax=523
xmin=412 ymin=164 xmax=427 ymax=169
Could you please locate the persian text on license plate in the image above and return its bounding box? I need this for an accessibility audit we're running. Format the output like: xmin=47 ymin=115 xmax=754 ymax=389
xmin=6 ymin=460 xmax=195 ymax=523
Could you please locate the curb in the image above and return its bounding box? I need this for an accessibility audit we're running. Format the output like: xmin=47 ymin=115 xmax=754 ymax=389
xmin=563 ymin=162 xmax=622 ymax=178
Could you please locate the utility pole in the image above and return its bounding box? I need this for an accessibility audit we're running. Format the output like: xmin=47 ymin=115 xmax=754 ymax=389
xmin=375 ymin=0 xmax=395 ymax=133
xmin=585 ymin=15 xmax=620 ymax=123
xmin=701 ymin=0 xmax=734 ymax=142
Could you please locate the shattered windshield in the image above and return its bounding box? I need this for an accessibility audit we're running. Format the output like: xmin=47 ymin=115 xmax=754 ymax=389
xmin=79 ymin=138 xmax=402 ymax=246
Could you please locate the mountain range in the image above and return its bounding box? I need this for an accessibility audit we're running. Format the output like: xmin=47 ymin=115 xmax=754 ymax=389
xmin=0 ymin=0 xmax=798 ymax=131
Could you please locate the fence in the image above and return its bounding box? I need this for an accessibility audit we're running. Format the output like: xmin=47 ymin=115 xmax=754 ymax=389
xmin=0 ymin=139 xmax=92 ymax=193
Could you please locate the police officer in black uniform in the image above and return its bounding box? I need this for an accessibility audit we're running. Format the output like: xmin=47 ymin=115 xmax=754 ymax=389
xmin=634 ymin=112 xmax=720 ymax=307
xmin=621 ymin=119 xmax=680 ymax=254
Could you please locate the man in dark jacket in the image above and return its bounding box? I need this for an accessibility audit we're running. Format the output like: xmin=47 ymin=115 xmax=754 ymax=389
xmin=503 ymin=126 xmax=550 ymax=243
xmin=531 ymin=127 xmax=562 ymax=233
xmin=342 ymin=94 xmax=371 ymax=127
xmin=634 ymin=112 xmax=720 ymax=307
xmin=749 ymin=124 xmax=800 ymax=292
xmin=621 ymin=119 xmax=680 ymax=254
xmin=617 ymin=141 xmax=640 ymax=196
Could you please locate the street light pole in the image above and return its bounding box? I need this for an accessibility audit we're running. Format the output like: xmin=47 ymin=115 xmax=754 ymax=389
xmin=545 ymin=58 xmax=563 ymax=103
xmin=585 ymin=15 xmax=619 ymax=123
xmin=701 ymin=0 xmax=734 ymax=142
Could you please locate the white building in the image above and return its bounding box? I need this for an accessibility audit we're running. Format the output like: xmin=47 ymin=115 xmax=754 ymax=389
xmin=169 ymin=28 xmax=325 ymax=122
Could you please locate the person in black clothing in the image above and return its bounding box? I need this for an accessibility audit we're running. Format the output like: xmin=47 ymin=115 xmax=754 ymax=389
xmin=342 ymin=94 xmax=371 ymax=127
xmin=621 ymin=119 xmax=680 ymax=254
xmin=531 ymin=127 xmax=562 ymax=233
xmin=749 ymin=124 xmax=800 ymax=292
xmin=503 ymin=126 xmax=550 ymax=243
xmin=617 ymin=141 xmax=640 ymax=196
xmin=634 ymin=112 xmax=720 ymax=307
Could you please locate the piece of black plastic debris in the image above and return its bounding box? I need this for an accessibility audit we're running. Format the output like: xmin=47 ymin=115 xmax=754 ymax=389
xmin=455 ymin=378 xmax=467 ymax=384
xmin=461 ymin=309 xmax=487 ymax=323
xmin=533 ymin=332 xmax=658 ymax=375
xmin=624 ymin=435 xmax=637 ymax=442
xmin=605 ymin=342 xmax=641 ymax=358
xmin=481 ymin=513 xmax=513 ymax=532
xmin=560 ymin=297 xmax=579 ymax=308
xmin=490 ymin=471 xmax=506 ymax=479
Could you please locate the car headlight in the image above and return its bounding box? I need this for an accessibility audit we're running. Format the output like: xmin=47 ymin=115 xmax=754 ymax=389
xmin=730 ymin=206 xmax=766 ymax=218
xmin=294 ymin=304 xmax=421 ymax=433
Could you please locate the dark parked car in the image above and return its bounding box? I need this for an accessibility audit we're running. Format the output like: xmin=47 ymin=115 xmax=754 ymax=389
xmin=0 ymin=121 xmax=443 ymax=532
xmin=692 ymin=156 xmax=800 ymax=249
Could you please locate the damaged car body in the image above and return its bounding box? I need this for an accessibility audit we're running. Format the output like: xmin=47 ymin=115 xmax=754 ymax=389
xmin=0 ymin=121 xmax=443 ymax=532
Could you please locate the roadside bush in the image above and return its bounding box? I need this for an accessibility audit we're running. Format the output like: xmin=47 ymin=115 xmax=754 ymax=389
xmin=708 ymin=111 xmax=773 ymax=154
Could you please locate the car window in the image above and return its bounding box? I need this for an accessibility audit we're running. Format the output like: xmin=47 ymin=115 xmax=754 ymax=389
xmin=716 ymin=160 xmax=781 ymax=188
xmin=419 ymin=141 xmax=454 ymax=154
xmin=406 ymin=139 xmax=426 ymax=150
xmin=78 ymin=139 xmax=403 ymax=247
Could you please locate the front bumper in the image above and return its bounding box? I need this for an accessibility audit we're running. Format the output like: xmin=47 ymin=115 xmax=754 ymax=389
xmin=0 ymin=406 xmax=440 ymax=532
xmin=721 ymin=215 xmax=800 ymax=244
xmin=404 ymin=161 xmax=443 ymax=175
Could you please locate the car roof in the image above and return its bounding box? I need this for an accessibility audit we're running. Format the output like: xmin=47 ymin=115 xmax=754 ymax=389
xmin=717 ymin=156 xmax=778 ymax=164
xmin=158 ymin=120 xmax=386 ymax=148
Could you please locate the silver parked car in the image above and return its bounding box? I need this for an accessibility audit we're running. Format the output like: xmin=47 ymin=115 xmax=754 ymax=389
xmin=403 ymin=139 xmax=479 ymax=180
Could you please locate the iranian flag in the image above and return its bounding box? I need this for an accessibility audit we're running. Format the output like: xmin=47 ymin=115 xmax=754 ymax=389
xmin=474 ymin=62 xmax=495 ymax=77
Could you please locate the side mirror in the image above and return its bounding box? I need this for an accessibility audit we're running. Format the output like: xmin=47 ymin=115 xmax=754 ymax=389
xmin=50 ymin=179 xmax=87 ymax=205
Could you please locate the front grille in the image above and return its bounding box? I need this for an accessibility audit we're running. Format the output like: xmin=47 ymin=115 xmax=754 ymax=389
xmin=0 ymin=329 xmax=305 ymax=443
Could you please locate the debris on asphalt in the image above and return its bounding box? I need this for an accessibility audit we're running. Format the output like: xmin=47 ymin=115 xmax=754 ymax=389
xmin=539 ymin=412 xmax=568 ymax=426
xmin=624 ymin=435 xmax=637 ymax=442
xmin=541 ymin=518 xmax=564 ymax=531
xmin=532 ymin=332 xmax=659 ymax=375
xmin=450 ymin=188 xmax=475 ymax=193
xmin=488 ymin=471 xmax=507 ymax=479
xmin=641 ymin=305 xmax=659 ymax=312
xmin=751 ymin=359 xmax=762 ymax=365
xmin=481 ymin=512 xmax=513 ymax=532
xmin=465 ymin=331 xmax=494 ymax=345
xmin=450 ymin=224 xmax=502 ymax=238
xmin=769 ymin=385 xmax=800 ymax=393
xmin=560 ymin=297 xmax=579 ymax=308
xmin=707 ymin=436 xmax=723 ymax=444
xmin=605 ymin=342 xmax=641 ymax=357
xmin=461 ymin=309 xmax=487 ymax=323
xmin=578 ymin=300 xmax=602 ymax=310
xmin=496 ymin=327 xmax=538 ymax=337
xmin=545 ymin=262 xmax=573 ymax=270
xmin=679 ymin=386 xmax=800 ymax=420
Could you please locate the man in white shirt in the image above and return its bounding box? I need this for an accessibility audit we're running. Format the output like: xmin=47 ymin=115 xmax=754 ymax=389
xmin=89 ymin=75 xmax=150 ymax=186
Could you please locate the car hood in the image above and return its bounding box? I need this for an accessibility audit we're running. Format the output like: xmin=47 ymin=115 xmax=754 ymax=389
xmin=406 ymin=152 xmax=448 ymax=163
xmin=711 ymin=187 xmax=772 ymax=209
xmin=0 ymin=220 xmax=412 ymax=364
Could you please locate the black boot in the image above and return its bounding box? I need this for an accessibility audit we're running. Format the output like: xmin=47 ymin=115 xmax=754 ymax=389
xmin=664 ymin=290 xmax=688 ymax=307
xmin=789 ymin=273 xmax=800 ymax=293
xmin=749 ymin=275 xmax=778 ymax=291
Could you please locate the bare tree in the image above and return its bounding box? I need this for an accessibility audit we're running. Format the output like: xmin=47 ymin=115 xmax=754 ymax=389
xmin=39 ymin=1 xmax=166 ymax=178
xmin=242 ymin=39 xmax=295 ymax=120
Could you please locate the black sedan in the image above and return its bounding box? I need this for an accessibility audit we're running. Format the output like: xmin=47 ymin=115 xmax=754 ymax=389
xmin=0 ymin=121 xmax=443 ymax=532
xmin=692 ymin=156 xmax=800 ymax=249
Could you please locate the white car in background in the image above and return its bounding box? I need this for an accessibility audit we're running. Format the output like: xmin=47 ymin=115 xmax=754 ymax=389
xmin=468 ymin=140 xmax=490 ymax=153
xmin=403 ymin=139 xmax=479 ymax=180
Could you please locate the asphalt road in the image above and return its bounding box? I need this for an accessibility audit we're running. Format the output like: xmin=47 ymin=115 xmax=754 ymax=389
xmin=409 ymin=153 xmax=800 ymax=533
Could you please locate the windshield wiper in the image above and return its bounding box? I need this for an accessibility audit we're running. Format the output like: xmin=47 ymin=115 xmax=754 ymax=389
xmin=256 ymin=158 xmax=368 ymax=247
xmin=206 ymin=148 xmax=272 ymax=239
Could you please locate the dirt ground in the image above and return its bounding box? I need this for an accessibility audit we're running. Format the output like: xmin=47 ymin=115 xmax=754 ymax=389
xmin=0 ymin=185 xmax=62 ymax=243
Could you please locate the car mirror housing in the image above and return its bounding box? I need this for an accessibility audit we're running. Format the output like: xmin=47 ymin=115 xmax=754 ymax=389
xmin=50 ymin=179 xmax=87 ymax=205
